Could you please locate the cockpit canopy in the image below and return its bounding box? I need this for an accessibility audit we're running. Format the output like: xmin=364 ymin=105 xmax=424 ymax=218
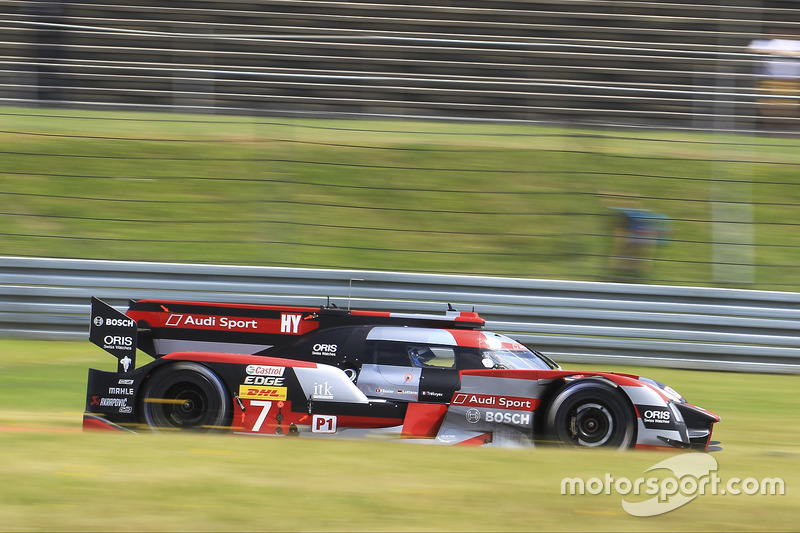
xmin=366 ymin=327 xmax=558 ymax=370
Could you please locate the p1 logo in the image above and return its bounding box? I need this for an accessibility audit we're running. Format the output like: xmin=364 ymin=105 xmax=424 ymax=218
xmin=312 ymin=415 xmax=337 ymax=434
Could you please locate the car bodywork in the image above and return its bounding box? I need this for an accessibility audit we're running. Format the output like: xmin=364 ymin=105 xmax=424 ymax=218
xmin=84 ymin=297 xmax=720 ymax=450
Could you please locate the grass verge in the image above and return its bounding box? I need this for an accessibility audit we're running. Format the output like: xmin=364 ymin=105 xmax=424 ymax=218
xmin=3 ymin=107 xmax=800 ymax=288
xmin=0 ymin=340 xmax=797 ymax=532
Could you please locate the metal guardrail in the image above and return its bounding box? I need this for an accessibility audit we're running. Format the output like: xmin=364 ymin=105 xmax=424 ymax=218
xmin=1 ymin=256 xmax=799 ymax=374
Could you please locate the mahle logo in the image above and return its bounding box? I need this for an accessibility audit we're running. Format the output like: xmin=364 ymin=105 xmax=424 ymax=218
xmin=561 ymin=453 xmax=785 ymax=517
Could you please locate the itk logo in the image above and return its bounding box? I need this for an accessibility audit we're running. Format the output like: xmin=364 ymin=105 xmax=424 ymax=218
xmin=561 ymin=453 xmax=785 ymax=517
xmin=312 ymin=382 xmax=333 ymax=399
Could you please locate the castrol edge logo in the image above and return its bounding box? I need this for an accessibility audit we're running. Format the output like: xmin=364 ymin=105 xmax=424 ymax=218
xmin=245 ymin=365 xmax=285 ymax=377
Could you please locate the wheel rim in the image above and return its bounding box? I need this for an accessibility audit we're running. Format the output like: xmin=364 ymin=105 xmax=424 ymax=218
xmin=162 ymin=383 xmax=208 ymax=428
xmin=570 ymin=402 xmax=614 ymax=447
xmin=142 ymin=362 xmax=231 ymax=431
xmin=547 ymin=381 xmax=636 ymax=449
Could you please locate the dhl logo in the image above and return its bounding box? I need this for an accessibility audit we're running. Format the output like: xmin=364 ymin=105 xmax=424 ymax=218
xmin=238 ymin=385 xmax=288 ymax=401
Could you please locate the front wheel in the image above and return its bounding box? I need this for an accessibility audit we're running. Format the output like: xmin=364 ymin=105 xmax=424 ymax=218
xmin=142 ymin=362 xmax=231 ymax=432
xmin=545 ymin=381 xmax=636 ymax=449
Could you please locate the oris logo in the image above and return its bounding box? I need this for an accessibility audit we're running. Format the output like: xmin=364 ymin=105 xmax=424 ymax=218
xmin=642 ymin=408 xmax=672 ymax=427
xmin=104 ymin=335 xmax=133 ymax=347
xmin=311 ymin=343 xmax=338 ymax=356
xmin=313 ymin=344 xmax=337 ymax=353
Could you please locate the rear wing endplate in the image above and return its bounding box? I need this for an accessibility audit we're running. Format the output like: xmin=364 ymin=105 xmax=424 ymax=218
xmin=89 ymin=297 xmax=138 ymax=373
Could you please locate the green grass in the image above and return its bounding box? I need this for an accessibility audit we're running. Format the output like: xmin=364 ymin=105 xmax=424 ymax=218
xmin=0 ymin=340 xmax=797 ymax=532
xmin=2 ymin=105 xmax=799 ymax=529
xmin=2 ymin=107 xmax=800 ymax=289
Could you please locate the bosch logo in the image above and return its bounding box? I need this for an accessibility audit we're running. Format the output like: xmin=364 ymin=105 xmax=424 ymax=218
xmin=103 ymin=317 xmax=135 ymax=327
xmin=93 ymin=316 xmax=104 ymax=327
xmin=466 ymin=409 xmax=481 ymax=423
xmin=485 ymin=412 xmax=532 ymax=426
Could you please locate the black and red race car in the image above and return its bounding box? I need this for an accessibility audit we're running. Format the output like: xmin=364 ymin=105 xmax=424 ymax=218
xmin=84 ymin=297 xmax=719 ymax=450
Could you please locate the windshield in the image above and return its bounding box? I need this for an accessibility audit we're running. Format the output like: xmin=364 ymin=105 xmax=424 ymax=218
xmin=481 ymin=347 xmax=559 ymax=370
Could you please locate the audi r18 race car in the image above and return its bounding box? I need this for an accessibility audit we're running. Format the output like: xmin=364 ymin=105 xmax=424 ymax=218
xmin=84 ymin=297 xmax=720 ymax=450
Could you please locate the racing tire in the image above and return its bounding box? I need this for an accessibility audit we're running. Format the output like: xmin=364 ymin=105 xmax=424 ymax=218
xmin=545 ymin=380 xmax=636 ymax=450
xmin=142 ymin=362 xmax=231 ymax=432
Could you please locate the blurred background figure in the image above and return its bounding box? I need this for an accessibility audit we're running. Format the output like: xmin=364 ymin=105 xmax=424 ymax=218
xmin=747 ymin=30 xmax=800 ymax=130
xmin=608 ymin=207 xmax=672 ymax=282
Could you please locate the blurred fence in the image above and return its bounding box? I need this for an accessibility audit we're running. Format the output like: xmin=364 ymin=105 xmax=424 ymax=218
xmin=2 ymin=256 xmax=799 ymax=373
xmin=1 ymin=0 xmax=799 ymax=129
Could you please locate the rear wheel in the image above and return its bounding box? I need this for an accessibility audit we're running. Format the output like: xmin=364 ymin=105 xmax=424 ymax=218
xmin=142 ymin=362 xmax=231 ymax=432
xmin=545 ymin=381 xmax=635 ymax=449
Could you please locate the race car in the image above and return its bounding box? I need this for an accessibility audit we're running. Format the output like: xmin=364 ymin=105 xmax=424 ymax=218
xmin=84 ymin=297 xmax=720 ymax=450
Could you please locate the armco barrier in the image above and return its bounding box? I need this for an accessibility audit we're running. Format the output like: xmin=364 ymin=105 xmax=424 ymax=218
xmin=1 ymin=256 xmax=799 ymax=373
